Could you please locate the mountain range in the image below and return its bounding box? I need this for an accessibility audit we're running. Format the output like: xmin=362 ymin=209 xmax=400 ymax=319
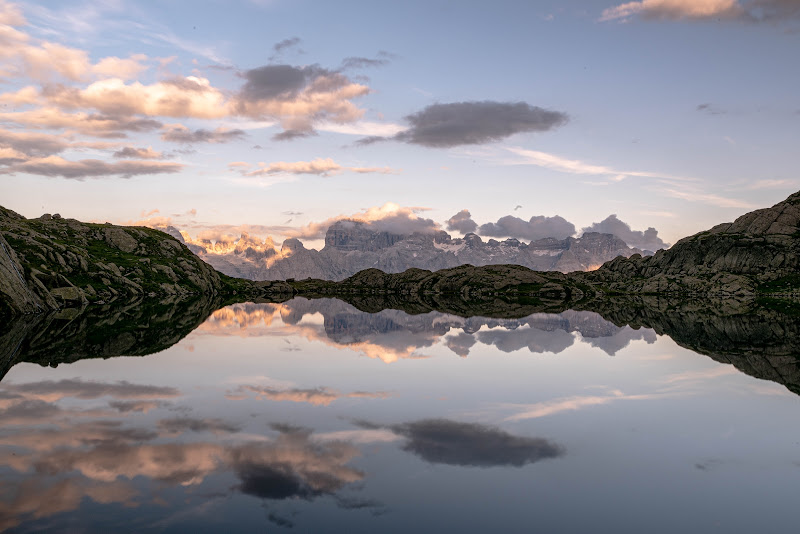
xmin=184 ymin=220 xmax=652 ymax=281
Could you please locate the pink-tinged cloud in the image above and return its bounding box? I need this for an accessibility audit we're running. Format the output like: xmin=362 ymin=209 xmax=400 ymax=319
xmin=0 ymin=108 xmax=163 ymax=137
xmin=285 ymin=202 xmax=438 ymax=240
xmin=241 ymin=157 xmax=399 ymax=178
xmin=0 ymin=155 xmax=183 ymax=179
xmin=161 ymin=123 xmax=246 ymax=143
xmin=43 ymin=76 xmax=231 ymax=118
xmin=231 ymin=384 xmax=390 ymax=406
xmin=112 ymin=146 xmax=166 ymax=159
xmin=601 ymin=0 xmax=741 ymax=21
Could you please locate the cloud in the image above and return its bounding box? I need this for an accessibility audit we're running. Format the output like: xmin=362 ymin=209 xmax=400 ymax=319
xmin=230 ymin=384 xmax=388 ymax=406
xmin=391 ymin=419 xmax=565 ymax=467
xmin=317 ymin=120 xmax=406 ymax=137
xmin=3 ymin=379 xmax=180 ymax=402
xmin=272 ymin=36 xmax=302 ymax=54
xmin=339 ymin=53 xmax=391 ymax=70
xmin=478 ymin=214 xmax=576 ymax=241
xmin=383 ymin=101 xmax=567 ymax=148
xmin=600 ymin=0 xmax=742 ymax=21
xmin=0 ymin=155 xmax=183 ymax=179
xmin=42 ymin=76 xmax=232 ymax=118
xmin=697 ymin=102 xmax=726 ymax=115
xmin=478 ymin=326 xmax=576 ymax=355
xmin=157 ymin=417 xmax=241 ymax=435
xmin=239 ymin=157 xmax=399 ymax=178
xmin=656 ymin=186 xmax=757 ymax=209
xmin=503 ymin=147 xmax=696 ymax=184
xmin=0 ymin=108 xmax=163 ymax=137
xmin=235 ymin=64 xmax=370 ymax=134
xmin=446 ymin=209 xmax=478 ymax=234
xmin=504 ymin=389 xmax=661 ymax=421
xmin=581 ymin=214 xmax=669 ymax=250
xmin=160 ymin=123 xmax=246 ymax=144
xmin=287 ymin=202 xmax=439 ymax=240
xmin=112 ymin=146 xmax=166 ymax=159
xmin=271 ymin=128 xmax=317 ymax=141
xmin=443 ymin=332 xmax=477 ymax=357
xmin=600 ymin=0 xmax=800 ymax=23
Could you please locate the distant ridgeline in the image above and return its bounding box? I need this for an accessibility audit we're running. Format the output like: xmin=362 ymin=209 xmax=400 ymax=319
xmin=192 ymin=219 xmax=651 ymax=282
xmin=1 ymin=190 xmax=800 ymax=320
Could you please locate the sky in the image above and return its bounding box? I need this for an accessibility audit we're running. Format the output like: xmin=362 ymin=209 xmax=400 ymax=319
xmin=0 ymin=0 xmax=799 ymax=250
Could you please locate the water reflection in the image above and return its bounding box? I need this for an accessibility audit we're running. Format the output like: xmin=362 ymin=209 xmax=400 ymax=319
xmin=195 ymin=298 xmax=657 ymax=362
xmin=0 ymin=374 xmax=564 ymax=531
xmin=3 ymin=296 xmax=800 ymax=531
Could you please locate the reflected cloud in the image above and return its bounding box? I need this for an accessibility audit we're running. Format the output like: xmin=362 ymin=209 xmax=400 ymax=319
xmin=229 ymin=384 xmax=390 ymax=406
xmin=0 ymin=478 xmax=139 ymax=532
xmin=3 ymin=378 xmax=180 ymax=402
xmin=391 ymin=419 xmax=564 ymax=467
xmin=0 ymin=409 xmax=367 ymax=528
xmin=502 ymin=389 xmax=662 ymax=421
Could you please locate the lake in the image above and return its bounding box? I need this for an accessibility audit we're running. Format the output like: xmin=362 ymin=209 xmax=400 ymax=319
xmin=2 ymin=297 xmax=800 ymax=533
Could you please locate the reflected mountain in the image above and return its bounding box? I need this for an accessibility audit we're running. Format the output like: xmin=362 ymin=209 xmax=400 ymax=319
xmin=584 ymin=297 xmax=800 ymax=395
xmin=0 ymin=295 xmax=227 ymax=381
xmin=196 ymin=298 xmax=656 ymax=363
xmin=2 ymin=293 xmax=800 ymax=396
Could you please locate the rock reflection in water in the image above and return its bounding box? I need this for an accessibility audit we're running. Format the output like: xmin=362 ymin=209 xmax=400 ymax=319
xmin=195 ymin=298 xmax=657 ymax=362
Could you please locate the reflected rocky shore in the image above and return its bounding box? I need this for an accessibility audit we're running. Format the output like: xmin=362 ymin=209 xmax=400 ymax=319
xmin=2 ymin=293 xmax=799 ymax=394
xmin=0 ymin=295 xmax=232 ymax=381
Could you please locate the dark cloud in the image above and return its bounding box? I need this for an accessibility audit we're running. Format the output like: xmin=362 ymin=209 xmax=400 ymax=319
xmin=696 ymin=103 xmax=726 ymax=115
xmin=392 ymin=419 xmax=565 ymax=467
xmin=239 ymin=64 xmax=328 ymax=101
xmin=394 ymin=101 xmax=568 ymax=148
xmin=0 ymin=399 xmax=63 ymax=425
xmin=267 ymin=512 xmax=294 ymax=528
xmin=444 ymin=332 xmax=477 ymax=357
xmin=354 ymin=135 xmax=387 ymax=146
xmin=479 ymin=214 xmax=576 ymax=241
xmin=112 ymin=147 xmax=167 ymax=159
xmin=274 ymin=37 xmax=302 ymax=52
xmin=161 ymin=125 xmax=246 ymax=144
xmin=157 ymin=417 xmax=241 ymax=435
xmin=272 ymin=129 xmax=318 ymax=142
xmin=446 ymin=209 xmax=478 ymax=234
xmin=108 ymin=400 xmax=165 ymax=413
xmin=477 ymin=327 xmax=575 ymax=355
xmin=0 ymin=157 xmax=183 ymax=179
xmin=0 ymin=129 xmax=69 ymax=157
xmin=235 ymin=464 xmax=319 ymax=500
xmin=581 ymin=214 xmax=668 ymax=251
xmin=745 ymin=0 xmax=800 ymax=22
xmin=3 ymin=379 xmax=180 ymax=400
xmin=340 ymin=56 xmax=390 ymax=70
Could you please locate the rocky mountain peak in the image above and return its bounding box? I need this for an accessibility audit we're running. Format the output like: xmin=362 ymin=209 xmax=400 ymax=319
xmin=281 ymin=238 xmax=305 ymax=253
xmin=324 ymin=220 xmax=406 ymax=252
xmin=463 ymin=233 xmax=483 ymax=246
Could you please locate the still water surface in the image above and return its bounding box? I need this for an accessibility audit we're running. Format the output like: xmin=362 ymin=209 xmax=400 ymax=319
xmin=2 ymin=297 xmax=800 ymax=532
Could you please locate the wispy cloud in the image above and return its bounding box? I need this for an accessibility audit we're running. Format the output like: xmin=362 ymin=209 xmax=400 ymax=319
xmin=656 ymin=186 xmax=758 ymax=209
xmin=502 ymin=389 xmax=660 ymax=421
xmin=238 ymin=157 xmax=399 ymax=178
xmin=504 ymin=146 xmax=695 ymax=183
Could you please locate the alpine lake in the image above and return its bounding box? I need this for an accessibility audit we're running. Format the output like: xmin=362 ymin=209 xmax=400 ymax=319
xmin=1 ymin=294 xmax=799 ymax=533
